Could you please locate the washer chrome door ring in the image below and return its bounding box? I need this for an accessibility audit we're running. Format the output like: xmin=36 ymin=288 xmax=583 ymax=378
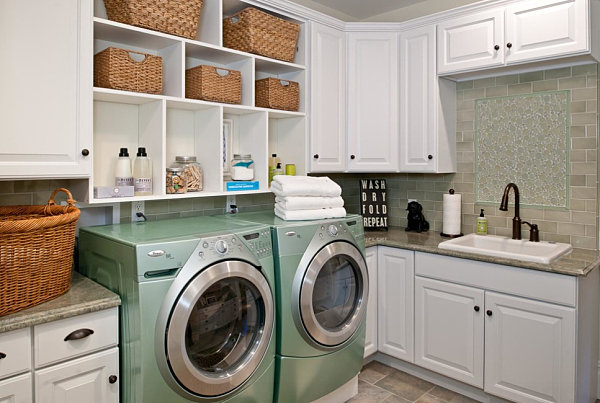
xmin=165 ymin=260 xmax=274 ymax=397
xmin=299 ymin=242 xmax=367 ymax=346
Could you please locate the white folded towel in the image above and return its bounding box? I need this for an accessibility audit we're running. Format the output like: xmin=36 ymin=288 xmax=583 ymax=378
xmin=274 ymin=205 xmax=347 ymax=221
xmin=271 ymin=175 xmax=342 ymax=197
xmin=275 ymin=196 xmax=344 ymax=210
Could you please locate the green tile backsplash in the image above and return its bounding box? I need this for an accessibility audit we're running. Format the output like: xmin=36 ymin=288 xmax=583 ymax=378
xmin=0 ymin=65 xmax=597 ymax=249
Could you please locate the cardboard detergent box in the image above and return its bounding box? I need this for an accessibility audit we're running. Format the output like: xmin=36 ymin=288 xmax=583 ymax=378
xmin=225 ymin=181 xmax=259 ymax=191
xmin=94 ymin=186 xmax=135 ymax=198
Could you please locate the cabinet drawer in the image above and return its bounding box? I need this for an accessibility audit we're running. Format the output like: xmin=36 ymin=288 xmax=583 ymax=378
xmin=34 ymin=308 xmax=118 ymax=368
xmin=0 ymin=327 xmax=31 ymax=380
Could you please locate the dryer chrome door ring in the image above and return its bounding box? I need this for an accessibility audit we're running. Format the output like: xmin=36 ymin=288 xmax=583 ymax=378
xmin=299 ymin=242 xmax=368 ymax=346
xmin=165 ymin=260 xmax=274 ymax=397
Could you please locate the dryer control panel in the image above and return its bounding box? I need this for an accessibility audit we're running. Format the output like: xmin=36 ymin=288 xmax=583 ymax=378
xmin=196 ymin=229 xmax=272 ymax=262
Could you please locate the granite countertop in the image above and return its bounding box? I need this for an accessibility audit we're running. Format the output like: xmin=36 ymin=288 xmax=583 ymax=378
xmin=365 ymin=227 xmax=600 ymax=277
xmin=0 ymin=271 xmax=121 ymax=333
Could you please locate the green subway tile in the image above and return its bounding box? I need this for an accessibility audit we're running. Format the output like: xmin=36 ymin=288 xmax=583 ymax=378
xmin=473 ymin=77 xmax=496 ymax=88
xmin=558 ymin=77 xmax=587 ymax=90
xmin=532 ymin=80 xmax=558 ymax=92
xmin=507 ymin=83 xmax=532 ymax=95
xmin=570 ymin=126 xmax=586 ymax=137
xmin=0 ymin=193 xmax=33 ymax=206
xmin=485 ymin=86 xmax=508 ymax=97
xmin=571 ymin=236 xmax=596 ymax=250
xmin=570 ymin=175 xmax=586 ymax=186
xmin=168 ymin=198 xmax=194 ymax=212
xmin=570 ymin=101 xmax=586 ymax=113
xmin=456 ymin=80 xmax=474 ymax=90
xmin=571 ymin=88 xmax=597 ymax=101
xmin=572 ymin=64 xmax=597 ymax=76
xmin=495 ymin=74 xmax=519 ymax=85
xmin=145 ymin=200 xmax=169 ymax=215
xmin=519 ymin=71 xmax=544 ymax=83
xmin=463 ymin=88 xmax=485 ymax=100
xmin=545 ymin=67 xmax=571 ymax=79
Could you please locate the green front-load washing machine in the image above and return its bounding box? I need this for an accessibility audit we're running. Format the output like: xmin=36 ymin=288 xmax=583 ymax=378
xmin=225 ymin=212 xmax=368 ymax=403
xmin=78 ymin=216 xmax=276 ymax=403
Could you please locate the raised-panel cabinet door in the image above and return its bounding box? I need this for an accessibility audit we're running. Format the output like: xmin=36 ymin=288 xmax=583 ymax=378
xmin=505 ymin=0 xmax=588 ymax=64
xmin=35 ymin=348 xmax=119 ymax=403
xmin=347 ymin=32 xmax=399 ymax=172
xmin=437 ymin=9 xmax=504 ymax=74
xmin=0 ymin=373 xmax=32 ymax=403
xmin=399 ymin=25 xmax=435 ymax=172
xmin=377 ymin=247 xmax=414 ymax=361
xmin=414 ymin=276 xmax=484 ymax=387
xmin=0 ymin=0 xmax=92 ymax=178
xmin=310 ymin=22 xmax=346 ymax=172
xmin=484 ymin=291 xmax=576 ymax=403
xmin=363 ymin=247 xmax=378 ymax=358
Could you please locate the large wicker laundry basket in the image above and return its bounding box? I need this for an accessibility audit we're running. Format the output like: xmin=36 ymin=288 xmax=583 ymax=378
xmin=103 ymin=0 xmax=203 ymax=39
xmin=0 ymin=188 xmax=80 ymax=316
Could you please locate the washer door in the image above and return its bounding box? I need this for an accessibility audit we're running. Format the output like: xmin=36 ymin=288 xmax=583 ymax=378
xmin=300 ymin=241 xmax=368 ymax=347
xmin=165 ymin=260 xmax=273 ymax=397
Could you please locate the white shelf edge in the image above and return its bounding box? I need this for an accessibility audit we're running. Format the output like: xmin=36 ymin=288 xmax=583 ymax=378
xmin=88 ymin=189 xmax=272 ymax=204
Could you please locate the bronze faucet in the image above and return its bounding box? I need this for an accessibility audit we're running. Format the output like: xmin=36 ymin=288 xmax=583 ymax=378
xmin=499 ymin=183 xmax=521 ymax=240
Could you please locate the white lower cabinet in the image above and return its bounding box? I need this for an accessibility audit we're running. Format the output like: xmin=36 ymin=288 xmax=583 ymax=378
xmin=0 ymin=308 xmax=119 ymax=403
xmin=0 ymin=373 xmax=32 ymax=403
xmin=484 ymin=292 xmax=576 ymax=403
xmin=364 ymin=246 xmax=378 ymax=358
xmin=377 ymin=247 xmax=414 ymax=362
xmin=36 ymin=348 xmax=119 ymax=403
xmin=415 ymin=276 xmax=484 ymax=387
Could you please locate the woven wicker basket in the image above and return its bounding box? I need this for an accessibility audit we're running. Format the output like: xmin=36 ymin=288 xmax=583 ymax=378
xmin=255 ymin=78 xmax=299 ymax=111
xmin=223 ymin=7 xmax=300 ymax=63
xmin=0 ymin=189 xmax=80 ymax=317
xmin=94 ymin=47 xmax=163 ymax=94
xmin=103 ymin=0 xmax=203 ymax=39
xmin=186 ymin=65 xmax=242 ymax=104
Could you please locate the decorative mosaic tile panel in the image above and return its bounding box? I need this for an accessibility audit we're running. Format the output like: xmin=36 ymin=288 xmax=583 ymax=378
xmin=475 ymin=91 xmax=570 ymax=208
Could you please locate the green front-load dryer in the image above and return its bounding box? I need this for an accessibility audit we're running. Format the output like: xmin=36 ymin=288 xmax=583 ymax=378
xmin=78 ymin=216 xmax=276 ymax=403
xmin=225 ymin=212 xmax=368 ymax=403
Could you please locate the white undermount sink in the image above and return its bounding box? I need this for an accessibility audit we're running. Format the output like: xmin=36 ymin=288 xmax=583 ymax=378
xmin=438 ymin=233 xmax=573 ymax=264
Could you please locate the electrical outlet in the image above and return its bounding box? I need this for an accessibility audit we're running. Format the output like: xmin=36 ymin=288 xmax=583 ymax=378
xmin=131 ymin=200 xmax=145 ymax=222
xmin=225 ymin=195 xmax=237 ymax=214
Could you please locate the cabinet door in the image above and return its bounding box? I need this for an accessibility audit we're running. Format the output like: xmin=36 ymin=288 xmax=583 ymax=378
xmin=0 ymin=373 xmax=32 ymax=403
xmin=347 ymin=32 xmax=399 ymax=172
xmin=0 ymin=0 xmax=92 ymax=178
xmin=414 ymin=276 xmax=484 ymax=387
xmin=484 ymin=291 xmax=576 ymax=403
xmin=35 ymin=348 xmax=119 ymax=403
xmin=399 ymin=25 xmax=436 ymax=172
xmin=437 ymin=9 xmax=504 ymax=74
xmin=363 ymin=247 xmax=378 ymax=358
xmin=377 ymin=247 xmax=414 ymax=362
xmin=310 ymin=22 xmax=346 ymax=172
xmin=505 ymin=0 xmax=588 ymax=64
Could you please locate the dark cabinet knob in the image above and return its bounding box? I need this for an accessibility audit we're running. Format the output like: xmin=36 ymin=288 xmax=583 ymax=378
xmin=350 ymin=155 xmax=355 ymax=160
xmin=486 ymin=310 xmax=493 ymax=316
xmin=474 ymin=306 xmax=480 ymax=312
xmin=81 ymin=149 xmax=90 ymax=156
xmin=427 ymin=154 xmax=433 ymax=160
xmin=313 ymin=154 xmax=319 ymax=159
xmin=494 ymin=44 xmax=500 ymax=50
xmin=0 ymin=352 xmax=5 ymax=359
xmin=64 ymin=328 xmax=94 ymax=341
xmin=109 ymin=375 xmax=118 ymax=384
xmin=506 ymin=42 xmax=513 ymax=49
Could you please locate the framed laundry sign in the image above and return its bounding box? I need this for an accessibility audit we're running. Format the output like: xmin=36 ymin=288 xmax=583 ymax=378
xmin=359 ymin=179 xmax=388 ymax=231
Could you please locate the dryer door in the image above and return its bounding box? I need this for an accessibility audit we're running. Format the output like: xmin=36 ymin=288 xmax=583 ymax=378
xmin=165 ymin=260 xmax=274 ymax=397
xmin=300 ymin=241 xmax=368 ymax=347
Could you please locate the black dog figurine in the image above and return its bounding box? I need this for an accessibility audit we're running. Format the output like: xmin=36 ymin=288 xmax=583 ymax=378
xmin=405 ymin=201 xmax=429 ymax=233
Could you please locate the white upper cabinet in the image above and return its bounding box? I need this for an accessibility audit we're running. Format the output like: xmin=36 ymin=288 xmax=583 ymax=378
xmin=437 ymin=9 xmax=505 ymax=74
xmin=400 ymin=25 xmax=456 ymax=173
xmin=438 ymin=0 xmax=593 ymax=75
xmin=347 ymin=32 xmax=399 ymax=172
xmin=0 ymin=0 xmax=92 ymax=179
xmin=505 ymin=0 xmax=588 ymax=63
xmin=310 ymin=22 xmax=346 ymax=172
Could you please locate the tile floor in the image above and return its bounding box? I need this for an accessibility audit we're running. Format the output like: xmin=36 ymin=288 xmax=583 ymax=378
xmin=348 ymin=361 xmax=478 ymax=403
xmin=349 ymin=361 xmax=600 ymax=403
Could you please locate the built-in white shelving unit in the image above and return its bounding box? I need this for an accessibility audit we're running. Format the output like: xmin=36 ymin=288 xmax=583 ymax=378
xmin=89 ymin=0 xmax=307 ymax=203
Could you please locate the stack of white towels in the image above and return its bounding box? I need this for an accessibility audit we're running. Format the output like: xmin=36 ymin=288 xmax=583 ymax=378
xmin=272 ymin=175 xmax=346 ymax=221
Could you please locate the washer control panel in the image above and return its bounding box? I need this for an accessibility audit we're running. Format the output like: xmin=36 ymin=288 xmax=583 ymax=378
xmin=319 ymin=222 xmax=346 ymax=239
xmin=196 ymin=229 xmax=272 ymax=261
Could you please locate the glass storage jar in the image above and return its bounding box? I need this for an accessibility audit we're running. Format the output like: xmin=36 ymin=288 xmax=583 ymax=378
xmin=166 ymin=167 xmax=187 ymax=194
xmin=173 ymin=156 xmax=203 ymax=191
xmin=231 ymin=154 xmax=254 ymax=181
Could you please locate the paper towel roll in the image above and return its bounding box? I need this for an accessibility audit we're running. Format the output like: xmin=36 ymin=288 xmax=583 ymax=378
xmin=443 ymin=191 xmax=462 ymax=236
